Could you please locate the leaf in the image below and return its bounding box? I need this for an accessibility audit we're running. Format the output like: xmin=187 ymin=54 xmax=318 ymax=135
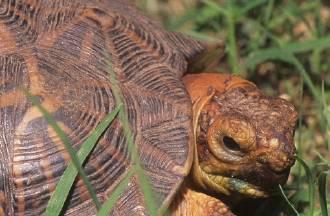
xmin=23 ymin=90 xmax=103 ymax=214
xmin=318 ymin=171 xmax=329 ymax=216
xmin=246 ymin=48 xmax=319 ymax=101
xmin=279 ymin=185 xmax=300 ymax=216
xmin=96 ymin=168 xmax=135 ymax=216
xmin=202 ymin=0 xmax=228 ymax=16
xmin=44 ymin=105 xmax=122 ymax=216
xmin=240 ymin=0 xmax=268 ymax=17
xmin=296 ymin=156 xmax=315 ymax=216
xmin=105 ymin=56 xmax=159 ymax=215
xmin=247 ymin=37 xmax=330 ymax=69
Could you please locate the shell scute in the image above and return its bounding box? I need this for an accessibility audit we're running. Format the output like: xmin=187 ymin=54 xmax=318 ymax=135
xmin=0 ymin=1 xmax=206 ymax=215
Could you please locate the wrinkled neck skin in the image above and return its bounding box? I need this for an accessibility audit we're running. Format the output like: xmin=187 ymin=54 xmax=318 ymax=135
xmin=183 ymin=73 xmax=298 ymax=199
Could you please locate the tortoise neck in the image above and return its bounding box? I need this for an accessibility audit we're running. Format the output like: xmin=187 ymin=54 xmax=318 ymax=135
xmin=182 ymin=73 xmax=255 ymax=103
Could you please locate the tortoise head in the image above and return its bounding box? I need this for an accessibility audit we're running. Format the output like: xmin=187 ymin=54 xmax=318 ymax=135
xmin=183 ymin=73 xmax=298 ymax=198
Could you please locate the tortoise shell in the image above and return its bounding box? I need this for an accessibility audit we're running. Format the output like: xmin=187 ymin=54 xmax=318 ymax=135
xmin=0 ymin=0 xmax=206 ymax=215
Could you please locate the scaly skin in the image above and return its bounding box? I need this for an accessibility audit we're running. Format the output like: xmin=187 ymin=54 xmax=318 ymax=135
xmin=171 ymin=182 xmax=235 ymax=216
xmin=171 ymin=73 xmax=297 ymax=215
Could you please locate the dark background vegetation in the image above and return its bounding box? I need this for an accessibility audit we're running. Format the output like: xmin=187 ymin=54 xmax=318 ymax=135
xmin=135 ymin=0 xmax=330 ymax=215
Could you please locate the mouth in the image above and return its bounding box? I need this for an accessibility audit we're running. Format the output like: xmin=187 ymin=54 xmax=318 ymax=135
xmin=200 ymin=169 xmax=269 ymax=198
xmin=197 ymin=162 xmax=291 ymax=199
xmin=238 ymin=163 xmax=291 ymax=191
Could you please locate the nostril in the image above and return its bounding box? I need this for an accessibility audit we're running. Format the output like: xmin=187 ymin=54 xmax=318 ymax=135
xmin=269 ymin=164 xmax=291 ymax=175
xmin=223 ymin=136 xmax=241 ymax=151
xmin=257 ymin=154 xmax=295 ymax=174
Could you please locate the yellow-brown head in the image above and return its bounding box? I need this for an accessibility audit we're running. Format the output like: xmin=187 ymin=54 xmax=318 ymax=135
xmin=183 ymin=73 xmax=298 ymax=198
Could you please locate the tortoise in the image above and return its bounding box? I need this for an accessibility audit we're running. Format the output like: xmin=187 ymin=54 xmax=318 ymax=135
xmin=0 ymin=0 xmax=298 ymax=215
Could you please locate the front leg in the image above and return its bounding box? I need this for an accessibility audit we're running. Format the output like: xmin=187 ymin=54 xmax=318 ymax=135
xmin=170 ymin=182 xmax=235 ymax=216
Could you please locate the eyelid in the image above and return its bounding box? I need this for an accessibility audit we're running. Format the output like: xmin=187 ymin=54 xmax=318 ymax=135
xmin=206 ymin=115 xmax=256 ymax=162
xmin=229 ymin=119 xmax=256 ymax=152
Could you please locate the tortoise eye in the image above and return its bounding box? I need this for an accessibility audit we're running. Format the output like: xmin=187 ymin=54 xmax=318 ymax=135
xmin=206 ymin=115 xmax=256 ymax=162
xmin=222 ymin=136 xmax=241 ymax=152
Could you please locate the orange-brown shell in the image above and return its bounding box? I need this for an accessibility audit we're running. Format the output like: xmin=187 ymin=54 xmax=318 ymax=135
xmin=0 ymin=1 xmax=206 ymax=215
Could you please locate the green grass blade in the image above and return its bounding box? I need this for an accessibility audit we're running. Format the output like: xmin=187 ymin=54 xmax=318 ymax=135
xmin=185 ymin=31 xmax=218 ymax=42
xmin=202 ymin=0 xmax=228 ymax=16
xmin=135 ymin=165 xmax=159 ymax=213
xmin=296 ymin=78 xmax=304 ymax=189
xmin=281 ymin=37 xmax=330 ymax=54
xmin=105 ymin=57 xmax=159 ymax=215
xmin=23 ymin=90 xmax=102 ymax=211
xmin=166 ymin=9 xmax=198 ymax=31
xmin=314 ymin=151 xmax=330 ymax=165
xmin=321 ymin=81 xmax=330 ymax=150
xmin=263 ymin=0 xmax=275 ymax=23
xmin=318 ymin=171 xmax=329 ymax=216
xmin=296 ymin=156 xmax=315 ymax=216
xmin=279 ymin=185 xmax=300 ymax=216
xmin=115 ymin=94 xmax=159 ymax=216
xmin=246 ymin=49 xmax=318 ymax=100
xmin=245 ymin=18 xmax=283 ymax=46
xmin=96 ymin=168 xmax=136 ymax=216
xmin=240 ymin=0 xmax=268 ymax=16
xmin=226 ymin=8 xmax=241 ymax=75
xmin=45 ymin=105 xmax=122 ymax=216
xmin=248 ymin=37 xmax=330 ymax=60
